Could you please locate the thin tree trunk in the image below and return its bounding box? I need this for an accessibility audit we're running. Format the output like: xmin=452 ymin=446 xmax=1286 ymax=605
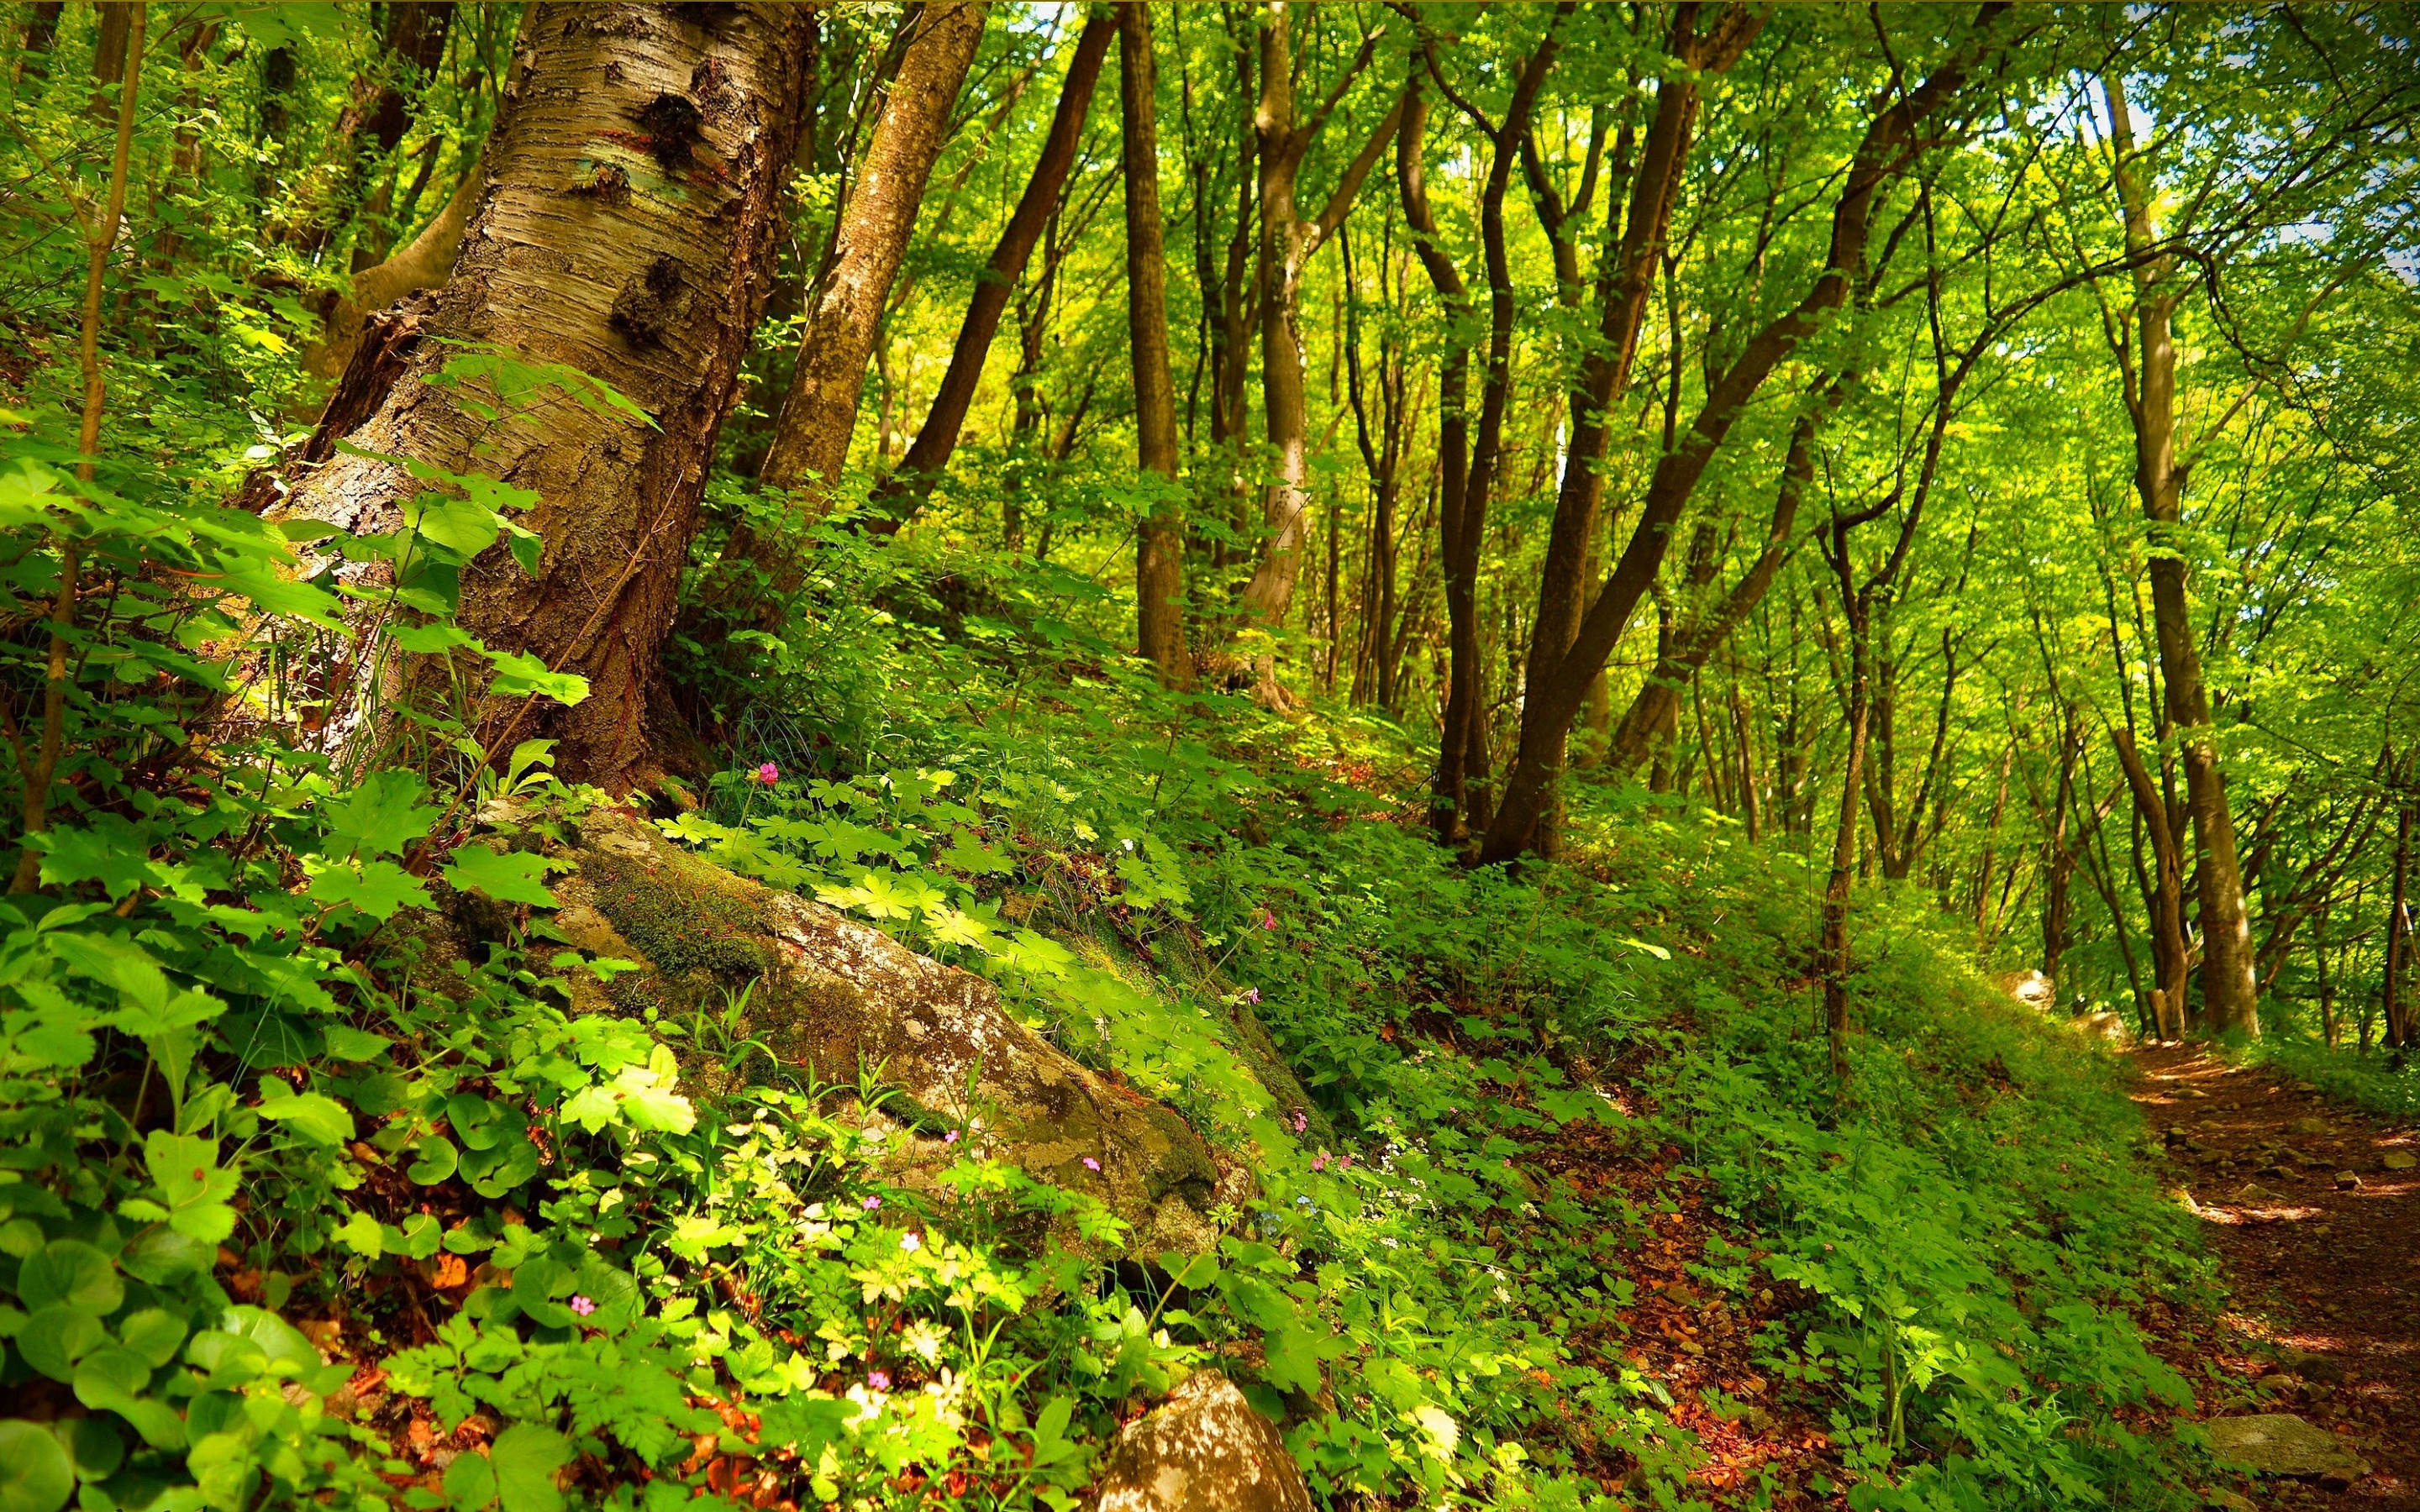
xmin=751 ymin=2 xmax=984 ymax=531
xmin=1482 ymin=11 xmax=2002 ymax=864
xmin=2386 ymin=780 xmax=2413 ymax=1053
xmin=1226 ymin=4 xmax=1401 ymax=701
xmin=1122 ymin=3 xmax=1187 ymax=687
xmin=871 ymin=13 xmax=1114 ymax=525
xmin=266 ymin=4 xmax=813 ymax=790
xmin=1511 ymin=5 xmax=1764 ymax=850
xmin=2103 ymin=72 xmax=2260 ymax=1037
xmin=2115 ymin=728 xmax=2191 ymax=1039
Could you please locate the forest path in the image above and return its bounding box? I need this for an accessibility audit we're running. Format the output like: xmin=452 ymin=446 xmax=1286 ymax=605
xmin=2129 ymin=1042 xmax=2419 ymax=1510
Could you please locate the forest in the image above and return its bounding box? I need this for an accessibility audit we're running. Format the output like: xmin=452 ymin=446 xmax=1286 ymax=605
xmin=1 ymin=3 xmax=2417 ymax=1510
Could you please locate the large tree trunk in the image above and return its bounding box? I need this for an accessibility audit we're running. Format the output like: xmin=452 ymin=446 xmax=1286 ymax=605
xmin=871 ymin=13 xmax=1114 ymax=526
xmin=1480 ymin=12 xmax=2001 ymax=865
xmin=2102 ymin=74 xmax=2260 ymax=1037
xmin=268 ymin=4 xmax=813 ymax=790
xmin=1122 ymin=4 xmax=1188 ymax=686
xmin=752 ymin=3 xmax=985 ymax=516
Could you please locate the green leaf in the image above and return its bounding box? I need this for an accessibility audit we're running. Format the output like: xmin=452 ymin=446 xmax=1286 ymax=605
xmin=488 ymin=1424 xmax=571 ymax=1512
xmin=321 ymin=770 xmax=442 ymax=858
xmin=441 ymin=847 xmax=566 ymax=907
xmin=481 ymin=648 xmax=590 ymax=706
xmin=255 ymin=1091 xmax=354 ymax=1147
xmin=321 ymin=1025 xmax=392 ymax=1061
xmin=71 ymin=1347 xmax=151 ymax=1412
xmin=53 ymin=1415 xmax=123 ymax=1481
xmin=16 ymin=1242 xmax=122 ymax=1315
xmin=116 ymin=1308 xmax=188 ymax=1368
xmin=15 ymin=1307 xmax=106 ymax=1382
xmin=402 ymin=491 xmax=509 ymax=559
xmin=406 ymin=1136 xmax=459 ymax=1184
xmin=0 ymin=1420 xmax=73 ymax=1512
xmin=443 ymin=1450 xmax=497 ymax=1512
xmin=308 ymin=858 xmax=434 ymax=921
xmin=31 ymin=819 xmax=160 ymax=901
xmin=143 ymin=1131 xmax=238 ymax=1245
xmin=332 ymin=1211 xmax=383 ymax=1257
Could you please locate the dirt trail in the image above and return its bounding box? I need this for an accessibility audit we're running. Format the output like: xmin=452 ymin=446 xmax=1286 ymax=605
xmin=2130 ymin=1043 xmax=2419 ymax=1510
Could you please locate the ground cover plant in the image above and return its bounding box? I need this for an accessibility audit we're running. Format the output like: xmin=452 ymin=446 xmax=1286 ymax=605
xmin=2 ymin=5 xmax=2414 ymax=1512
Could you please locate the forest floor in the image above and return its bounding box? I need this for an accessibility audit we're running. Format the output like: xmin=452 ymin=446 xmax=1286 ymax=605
xmin=2130 ymin=1042 xmax=2420 ymax=1511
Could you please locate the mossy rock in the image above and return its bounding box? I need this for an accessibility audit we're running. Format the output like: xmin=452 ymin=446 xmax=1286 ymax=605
xmin=529 ymin=806 xmax=1228 ymax=1255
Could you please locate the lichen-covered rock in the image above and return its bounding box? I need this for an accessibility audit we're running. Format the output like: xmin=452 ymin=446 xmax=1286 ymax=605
xmin=1094 ymin=1371 xmax=1311 ymax=1512
xmin=526 ymin=806 xmax=1225 ymax=1254
xmin=2205 ymin=1414 xmax=2369 ymax=1484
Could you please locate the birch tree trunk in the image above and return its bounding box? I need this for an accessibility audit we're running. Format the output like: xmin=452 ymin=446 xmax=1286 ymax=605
xmin=268 ymin=3 xmax=813 ymax=790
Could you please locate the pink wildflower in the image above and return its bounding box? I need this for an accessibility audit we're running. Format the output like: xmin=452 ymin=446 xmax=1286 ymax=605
xmin=944 ymin=1129 xmax=960 ymax=1144
xmin=1082 ymin=1157 xmax=1101 ymax=1172
xmin=1244 ymin=988 xmax=1260 ymax=1004
xmin=1290 ymin=1111 xmax=1308 ymax=1134
xmin=1312 ymin=1152 xmax=1328 ymax=1172
xmin=570 ymin=1295 xmax=595 ymax=1317
xmin=867 ymin=1371 xmax=891 ymax=1391
xmin=756 ymin=762 xmax=780 ymax=785
xmin=861 ymin=1194 xmax=881 ymax=1211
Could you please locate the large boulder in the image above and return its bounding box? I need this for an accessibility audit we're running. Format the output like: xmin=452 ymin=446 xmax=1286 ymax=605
xmin=1094 ymin=1371 xmax=1312 ymax=1512
xmin=2204 ymin=1414 xmax=2369 ymax=1485
xmin=480 ymin=804 xmax=1236 ymax=1255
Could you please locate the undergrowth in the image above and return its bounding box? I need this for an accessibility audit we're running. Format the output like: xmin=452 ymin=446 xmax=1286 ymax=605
xmin=2 ymin=407 xmax=2226 ymax=1512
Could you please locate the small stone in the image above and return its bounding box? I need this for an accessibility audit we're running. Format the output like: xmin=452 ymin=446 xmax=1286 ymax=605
xmin=2231 ymin=1183 xmax=2283 ymax=1205
xmin=2204 ymin=1413 xmax=2370 ymax=1483
xmin=1096 ymin=1371 xmax=1315 ymax=1512
xmin=2382 ymin=1150 xmax=2416 ymax=1171
xmin=2203 ymin=1490 xmax=2255 ymax=1512
xmin=2290 ymin=1116 xmax=2329 ymax=1137
xmin=2333 ymin=1171 xmax=2361 ymax=1191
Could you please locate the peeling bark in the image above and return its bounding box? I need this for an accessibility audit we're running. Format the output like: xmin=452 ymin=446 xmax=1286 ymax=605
xmin=267 ymin=4 xmax=814 ymax=790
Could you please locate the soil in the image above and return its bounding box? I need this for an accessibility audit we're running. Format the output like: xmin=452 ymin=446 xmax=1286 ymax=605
xmin=2130 ymin=1042 xmax=2420 ymax=1511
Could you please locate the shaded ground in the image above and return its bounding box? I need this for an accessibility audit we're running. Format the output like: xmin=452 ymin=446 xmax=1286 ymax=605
xmin=2131 ymin=1042 xmax=2420 ymax=1511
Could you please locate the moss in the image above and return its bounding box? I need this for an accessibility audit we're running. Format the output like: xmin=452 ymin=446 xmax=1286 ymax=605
xmin=576 ymin=834 xmax=776 ymax=984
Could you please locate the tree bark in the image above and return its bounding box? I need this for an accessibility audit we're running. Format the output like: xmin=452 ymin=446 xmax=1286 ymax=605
xmin=1227 ymin=4 xmax=1401 ymax=701
xmin=2114 ymin=727 xmax=2191 ymax=1039
xmin=1480 ymin=9 xmax=2003 ymax=865
xmin=752 ymin=3 xmax=985 ymax=519
xmin=870 ymin=13 xmax=1114 ymax=526
xmin=2102 ymin=72 xmax=2260 ymax=1037
xmin=1510 ymin=4 xmax=1763 ymax=850
xmin=1122 ymin=4 xmax=1188 ymax=686
xmin=267 ymin=3 xmax=813 ymax=790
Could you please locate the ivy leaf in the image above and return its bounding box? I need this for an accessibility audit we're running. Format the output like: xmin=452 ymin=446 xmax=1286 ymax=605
xmin=321 ymin=770 xmax=442 ymax=858
xmin=442 ymin=847 xmax=567 ymax=907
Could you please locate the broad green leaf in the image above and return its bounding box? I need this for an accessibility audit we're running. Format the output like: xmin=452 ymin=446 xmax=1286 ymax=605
xmin=321 ymin=1025 xmax=392 ymax=1060
xmin=15 ymin=1242 xmax=122 ymax=1315
xmin=144 ymin=1131 xmax=239 ymax=1244
xmin=406 ymin=1136 xmax=459 ymax=1184
xmin=441 ymin=847 xmax=566 ymax=907
xmin=255 ymin=1091 xmax=354 ymax=1147
xmin=16 ymin=1307 xmax=106 ymax=1382
xmin=308 ymin=858 xmax=434 ymax=921
xmin=321 ymin=770 xmax=442 ymax=858
xmin=0 ymin=1419 xmax=73 ymax=1512
xmin=332 ymin=1211 xmax=383 ymax=1257
xmin=481 ymin=648 xmax=590 ymax=706
xmin=488 ymin=1422 xmax=573 ymax=1509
